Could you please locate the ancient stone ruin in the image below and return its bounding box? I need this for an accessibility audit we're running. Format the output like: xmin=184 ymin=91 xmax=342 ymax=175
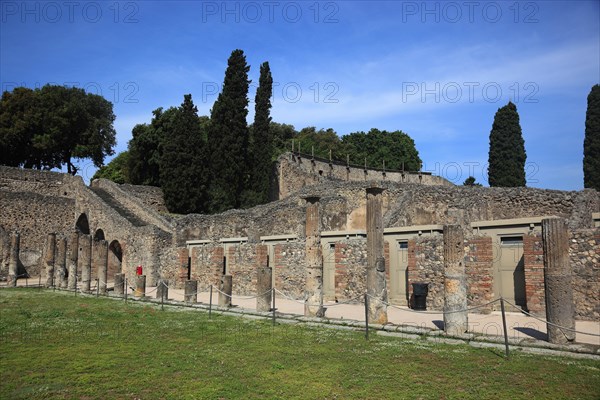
xmin=1 ymin=152 xmax=599 ymax=343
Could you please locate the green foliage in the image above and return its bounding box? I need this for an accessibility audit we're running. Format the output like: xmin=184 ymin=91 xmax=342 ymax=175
xmin=488 ymin=101 xmax=527 ymax=187
xmin=92 ymin=151 xmax=130 ymax=184
xmin=463 ymin=176 xmax=483 ymax=186
xmin=0 ymin=85 xmax=116 ymax=174
xmin=159 ymin=95 xmax=208 ymax=214
xmin=127 ymin=107 xmax=177 ymax=186
xmin=583 ymin=84 xmax=600 ymax=191
xmin=242 ymin=62 xmax=274 ymax=208
xmin=207 ymin=49 xmax=251 ymax=213
xmin=295 ymin=126 xmax=343 ymax=159
xmin=271 ymin=121 xmax=298 ymax=157
xmin=341 ymin=128 xmax=422 ymax=171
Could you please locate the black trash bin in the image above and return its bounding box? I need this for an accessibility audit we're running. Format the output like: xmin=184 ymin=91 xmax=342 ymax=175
xmin=412 ymin=282 xmax=429 ymax=311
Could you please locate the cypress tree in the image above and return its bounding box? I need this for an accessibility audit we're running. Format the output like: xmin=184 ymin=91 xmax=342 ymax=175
xmin=208 ymin=49 xmax=251 ymax=213
xmin=160 ymin=94 xmax=207 ymax=214
xmin=243 ymin=61 xmax=273 ymax=208
xmin=488 ymin=101 xmax=527 ymax=187
xmin=583 ymin=84 xmax=600 ymax=191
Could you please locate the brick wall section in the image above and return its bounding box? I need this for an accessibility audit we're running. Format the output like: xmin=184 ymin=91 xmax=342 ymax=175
xmin=523 ymin=234 xmax=545 ymax=315
xmin=465 ymin=236 xmax=495 ymax=313
xmin=406 ymin=236 xmax=444 ymax=310
xmin=334 ymin=239 xmax=367 ymax=301
xmin=273 ymin=242 xmax=305 ymax=299
xmin=176 ymin=247 xmax=189 ymax=286
xmin=190 ymin=245 xmax=223 ymax=291
xmin=227 ymin=244 xmax=257 ymax=296
xmin=570 ymin=228 xmax=600 ymax=320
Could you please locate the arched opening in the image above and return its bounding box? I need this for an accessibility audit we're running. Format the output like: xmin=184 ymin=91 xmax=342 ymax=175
xmin=75 ymin=214 xmax=90 ymax=235
xmin=94 ymin=229 xmax=105 ymax=241
xmin=108 ymin=240 xmax=123 ymax=277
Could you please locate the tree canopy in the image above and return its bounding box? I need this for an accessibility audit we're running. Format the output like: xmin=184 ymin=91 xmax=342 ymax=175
xmin=92 ymin=151 xmax=130 ymax=184
xmin=583 ymin=84 xmax=600 ymax=191
xmin=0 ymin=85 xmax=116 ymax=174
xmin=487 ymin=101 xmax=527 ymax=187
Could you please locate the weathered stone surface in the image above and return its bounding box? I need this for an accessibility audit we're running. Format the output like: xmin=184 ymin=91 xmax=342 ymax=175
xmin=44 ymin=233 xmax=56 ymax=287
xmin=334 ymin=239 xmax=367 ymax=302
xmin=114 ymin=273 xmax=125 ymax=296
xmin=184 ymin=280 xmax=198 ymax=303
xmin=67 ymin=232 xmax=79 ymax=289
xmin=256 ymin=245 xmax=272 ymax=312
xmin=135 ymin=275 xmax=146 ymax=298
xmin=55 ymin=236 xmax=68 ymax=288
xmin=304 ymin=196 xmax=323 ymax=317
xmin=569 ymin=229 xmax=600 ymax=320
xmin=79 ymin=234 xmax=92 ymax=292
xmin=543 ymin=218 xmax=575 ymax=344
xmin=219 ymin=274 xmax=232 ymax=307
xmin=366 ymin=187 xmax=387 ymax=324
xmin=7 ymin=232 xmax=19 ymax=287
xmin=443 ymin=225 xmax=468 ymax=335
xmin=95 ymin=240 xmax=109 ymax=295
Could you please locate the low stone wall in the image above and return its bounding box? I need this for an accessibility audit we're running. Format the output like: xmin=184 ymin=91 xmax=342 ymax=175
xmin=227 ymin=244 xmax=258 ymax=296
xmin=407 ymin=236 xmax=444 ymax=311
xmin=334 ymin=239 xmax=367 ymax=301
xmin=273 ymin=242 xmax=305 ymax=299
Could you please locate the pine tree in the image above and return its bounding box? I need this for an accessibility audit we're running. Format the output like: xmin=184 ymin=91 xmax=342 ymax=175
xmin=488 ymin=101 xmax=526 ymax=187
xmin=160 ymin=95 xmax=207 ymax=214
xmin=583 ymin=84 xmax=600 ymax=191
xmin=243 ymin=62 xmax=273 ymax=208
xmin=207 ymin=49 xmax=251 ymax=213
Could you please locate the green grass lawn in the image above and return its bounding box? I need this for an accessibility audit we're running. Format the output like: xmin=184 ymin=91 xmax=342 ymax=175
xmin=0 ymin=289 xmax=598 ymax=400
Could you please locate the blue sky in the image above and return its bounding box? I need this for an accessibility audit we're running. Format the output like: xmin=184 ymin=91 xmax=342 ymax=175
xmin=1 ymin=1 xmax=599 ymax=189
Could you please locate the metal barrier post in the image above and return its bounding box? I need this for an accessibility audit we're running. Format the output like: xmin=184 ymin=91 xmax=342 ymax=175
xmin=364 ymin=293 xmax=369 ymax=340
xmin=209 ymin=285 xmax=213 ymax=319
xmin=500 ymin=297 xmax=510 ymax=359
xmin=272 ymin=288 xmax=276 ymax=326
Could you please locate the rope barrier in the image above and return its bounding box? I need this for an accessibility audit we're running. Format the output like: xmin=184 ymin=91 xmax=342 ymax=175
xmin=367 ymin=293 xmax=501 ymax=315
xmin=503 ymin=299 xmax=600 ymax=338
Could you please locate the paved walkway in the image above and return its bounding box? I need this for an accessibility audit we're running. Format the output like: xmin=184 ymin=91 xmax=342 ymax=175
xmin=5 ymin=278 xmax=599 ymax=346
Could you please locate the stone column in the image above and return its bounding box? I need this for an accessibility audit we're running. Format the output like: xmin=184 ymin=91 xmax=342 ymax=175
xmin=303 ymin=196 xmax=324 ymax=317
xmin=542 ymin=217 xmax=575 ymax=344
xmin=80 ymin=234 xmax=92 ymax=293
xmin=156 ymin=279 xmax=169 ymax=300
xmin=366 ymin=187 xmax=387 ymax=324
xmin=7 ymin=232 xmax=20 ymax=287
xmin=44 ymin=233 xmax=56 ymax=287
xmin=96 ymin=240 xmax=108 ymax=295
xmin=55 ymin=237 xmax=68 ymax=288
xmin=443 ymin=225 xmax=468 ymax=335
xmin=184 ymin=280 xmax=197 ymax=303
xmin=135 ymin=275 xmax=146 ymax=297
xmin=67 ymin=232 xmax=79 ymax=290
xmin=219 ymin=274 xmax=232 ymax=307
xmin=256 ymin=245 xmax=272 ymax=312
xmin=114 ymin=273 xmax=125 ymax=296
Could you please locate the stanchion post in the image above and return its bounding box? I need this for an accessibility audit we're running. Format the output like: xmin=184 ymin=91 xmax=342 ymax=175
xmin=209 ymin=285 xmax=213 ymax=319
xmin=161 ymin=282 xmax=164 ymax=311
xmin=38 ymin=275 xmax=41 ymax=289
xmin=364 ymin=293 xmax=369 ymax=340
xmin=272 ymin=288 xmax=276 ymax=326
xmin=500 ymin=297 xmax=510 ymax=359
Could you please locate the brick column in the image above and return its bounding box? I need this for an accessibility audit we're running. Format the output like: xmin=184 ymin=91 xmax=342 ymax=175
xmin=55 ymin=237 xmax=68 ymax=288
xmin=366 ymin=187 xmax=387 ymax=324
xmin=67 ymin=232 xmax=79 ymax=290
xmin=523 ymin=234 xmax=545 ymax=315
xmin=443 ymin=225 xmax=468 ymax=335
xmin=114 ymin=273 xmax=125 ymax=296
xmin=95 ymin=240 xmax=109 ymax=295
xmin=44 ymin=233 xmax=56 ymax=287
xmin=256 ymin=245 xmax=272 ymax=312
xmin=542 ymin=218 xmax=575 ymax=344
xmin=303 ymin=196 xmax=324 ymax=317
xmin=79 ymin=234 xmax=92 ymax=293
xmin=7 ymin=232 xmax=19 ymax=287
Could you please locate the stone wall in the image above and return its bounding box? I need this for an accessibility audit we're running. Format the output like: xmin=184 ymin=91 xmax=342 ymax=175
xmin=275 ymin=152 xmax=453 ymax=200
xmin=523 ymin=234 xmax=545 ymax=315
xmin=273 ymin=242 xmax=305 ymax=299
xmin=334 ymin=239 xmax=367 ymax=301
xmin=570 ymin=228 xmax=600 ymax=320
xmin=227 ymin=244 xmax=258 ymax=296
xmin=190 ymin=244 xmax=223 ymax=292
xmin=118 ymin=183 xmax=168 ymax=214
xmin=407 ymin=236 xmax=445 ymax=311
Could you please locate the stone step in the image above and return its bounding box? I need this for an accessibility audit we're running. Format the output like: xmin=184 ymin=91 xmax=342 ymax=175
xmin=90 ymin=187 xmax=148 ymax=227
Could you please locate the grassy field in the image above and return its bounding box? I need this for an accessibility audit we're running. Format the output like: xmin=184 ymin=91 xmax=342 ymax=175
xmin=0 ymin=289 xmax=598 ymax=400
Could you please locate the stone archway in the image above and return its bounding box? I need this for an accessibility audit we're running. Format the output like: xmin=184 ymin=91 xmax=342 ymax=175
xmin=108 ymin=240 xmax=123 ymax=277
xmin=76 ymin=213 xmax=90 ymax=235
xmin=94 ymin=229 xmax=105 ymax=241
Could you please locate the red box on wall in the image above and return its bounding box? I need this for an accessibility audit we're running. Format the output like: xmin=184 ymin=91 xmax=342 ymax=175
xmin=136 ymin=266 xmax=143 ymax=275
